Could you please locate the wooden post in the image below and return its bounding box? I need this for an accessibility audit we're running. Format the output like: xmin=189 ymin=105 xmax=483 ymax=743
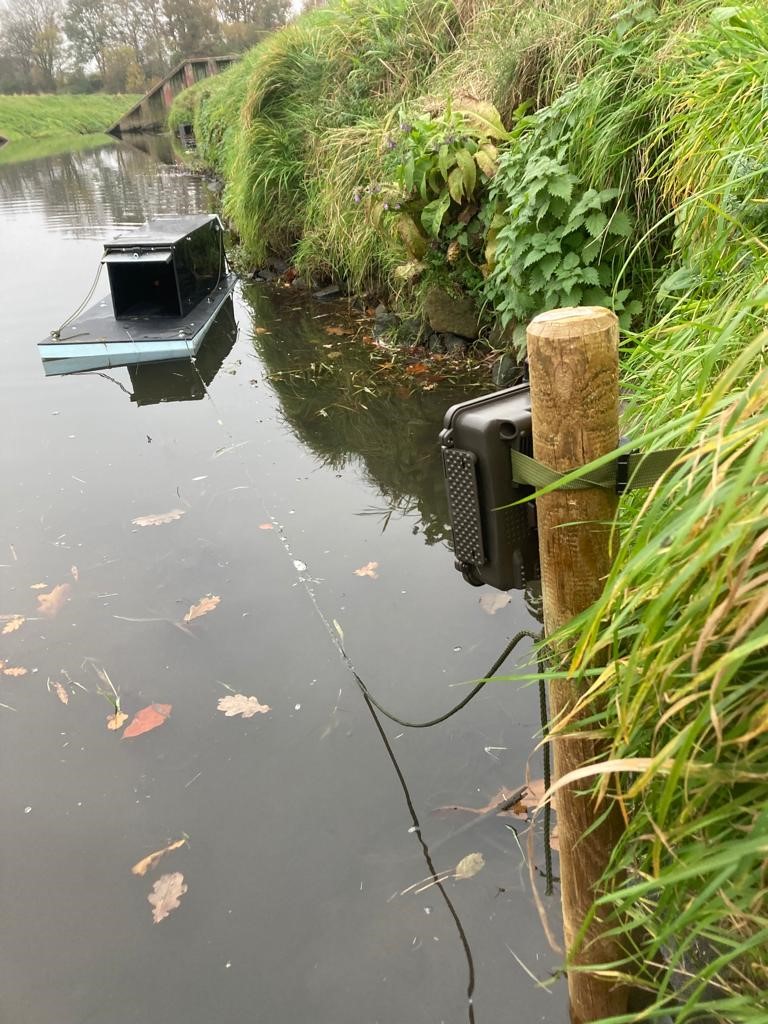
xmin=526 ymin=307 xmax=629 ymax=1023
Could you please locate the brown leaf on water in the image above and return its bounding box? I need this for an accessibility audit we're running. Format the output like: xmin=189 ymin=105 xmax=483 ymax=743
xmin=405 ymin=362 xmax=429 ymax=375
xmin=217 ymin=694 xmax=271 ymax=718
xmin=1 ymin=615 xmax=25 ymax=635
xmin=70 ymin=565 xmax=79 ymax=582
xmin=353 ymin=561 xmax=379 ymax=579
xmin=131 ymin=509 xmax=186 ymax=527
xmin=148 ymin=872 xmax=187 ymax=923
xmin=258 ymin=523 xmax=274 ymax=530
xmin=37 ymin=583 xmax=71 ymax=618
xmin=106 ymin=710 xmax=128 ymax=731
xmin=30 ymin=583 xmax=48 ymax=590
xmin=1 ymin=662 xmax=28 ymax=677
xmin=183 ymin=594 xmax=220 ymax=622
xmin=324 ymin=325 xmax=353 ymax=336
xmin=454 ymin=851 xmax=485 ymax=880
xmin=479 ymin=593 xmax=512 ymax=615
xmin=131 ymin=837 xmax=187 ymax=877
xmin=52 ymin=681 xmax=69 ymax=705
xmin=122 ymin=703 xmax=172 ymax=739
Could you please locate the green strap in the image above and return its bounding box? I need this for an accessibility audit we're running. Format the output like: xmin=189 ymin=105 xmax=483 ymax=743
xmin=510 ymin=447 xmax=685 ymax=493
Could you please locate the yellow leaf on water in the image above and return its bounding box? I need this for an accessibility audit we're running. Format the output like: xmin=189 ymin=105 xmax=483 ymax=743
xmin=131 ymin=509 xmax=186 ymax=527
xmin=183 ymin=594 xmax=220 ymax=623
xmin=37 ymin=583 xmax=71 ymax=618
xmin=131 ymin=838 xmax=187 ymax=877
xmin=106 ymin=710 xmax=128 ymax=731
xmin=52 ymin=681 xmax=69 ymax=705
xmin=1 ymin=615 xmax=25 ymax=635
xmin=30 ymin=583 xmax=48 ymax=590
xmin=353 ymin=561 xmax=379 ymax=579
xmin=148 ymin=872 xmax=187 ymax=923
xmin=454 ymin=852 xmax=485 ymax=880
xmin=217 ymin=694 xmax=271 ymax=718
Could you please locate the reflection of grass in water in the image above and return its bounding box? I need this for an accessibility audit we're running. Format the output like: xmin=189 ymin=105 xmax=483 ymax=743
xmin=244 ymin=286 xmax=485 ymax=546
xmin=0 ymin=133 xmax=113 ymax=166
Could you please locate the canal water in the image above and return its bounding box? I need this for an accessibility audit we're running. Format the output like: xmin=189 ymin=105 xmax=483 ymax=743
xmin=0 ymin=139 xmax=564 ymax=1023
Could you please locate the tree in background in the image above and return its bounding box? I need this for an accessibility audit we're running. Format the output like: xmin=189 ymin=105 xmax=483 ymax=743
xmin=217 ymin=0 xmax=291 ymax=30
xmin=63 ymin=0 xmax=117 ymax=77
xmin=102 ymin=44 xmax=145 ymax=92
xmin=113 ymin=0 xmax=168 ymax=80
xmin=161 ymin=0 xmax=221 ymax=59
xmin=0 ymin=0 xmax=294 ymax=92
xmin=0 ymin=0 xmax=64 ymax=90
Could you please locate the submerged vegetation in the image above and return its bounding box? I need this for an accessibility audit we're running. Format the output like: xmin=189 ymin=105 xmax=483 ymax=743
xmin=172 ymin=0 xmax=768 ymax=1019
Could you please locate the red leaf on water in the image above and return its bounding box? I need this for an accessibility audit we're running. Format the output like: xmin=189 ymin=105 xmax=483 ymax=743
xmin=123 ymin=703 xmax=172 ymax=739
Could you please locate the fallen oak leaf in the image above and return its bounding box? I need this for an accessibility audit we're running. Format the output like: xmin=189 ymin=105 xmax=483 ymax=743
xmin=183 ymin=595 xmax=220 ymax=623
xmin=106 ymin=710 xmax=128 ymax=731
xmin=2 ymin=615 xmax=25 ymax=635
xmin=132 ymin=837 xmax=187 ymax=877
xmin=131 ymin=509 xmax=186 ymax=527
xmin=217 ymin=694 xmax=271 ymax=718
xmin=353 ymin=561 xmax=379 ymax=579
xmin=122 ymin=703 xmax=172 ymax=739
xmin=37 ymin=583 xmax=71 ymax=618
xmin=148 ymin=872 xmax=187 ymax=923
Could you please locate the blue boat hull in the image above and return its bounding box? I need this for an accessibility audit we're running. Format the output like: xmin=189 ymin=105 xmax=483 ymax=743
xmin=39 ymin=273 xmax=237 ymax=375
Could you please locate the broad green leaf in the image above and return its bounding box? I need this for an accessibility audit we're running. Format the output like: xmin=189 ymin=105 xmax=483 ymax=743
xmin=585 ymin=210 xmax=609 ymax=237
xmin=421 ymin=191 xmax=451 ymax=238
xmin=607 ymin=210 xmax=633 ymax=236
xmin=547 ymin=174 xmax=575 ymax=202
xmin=438 ymin=144 xmax=451 ymax=178
xmin=455 ymin=149 xmax=476 ymax=198
xmin=448 ymin=167 xmax=464 ymax=204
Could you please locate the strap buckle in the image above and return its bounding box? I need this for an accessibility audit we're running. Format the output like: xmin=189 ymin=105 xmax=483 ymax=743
xmin=615 ymin=450 xmax=636 ymax=495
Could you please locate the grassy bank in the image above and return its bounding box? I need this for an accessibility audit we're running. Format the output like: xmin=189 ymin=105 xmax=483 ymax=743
xmin=172 ymin=2 xmax=768 ymax=1020
xmin=0 ymin=94 xmax=140 ymax=144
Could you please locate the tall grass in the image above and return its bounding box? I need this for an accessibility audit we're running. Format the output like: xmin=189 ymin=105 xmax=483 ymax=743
xmin=536 ymin=5 xmax=768 ymax=1019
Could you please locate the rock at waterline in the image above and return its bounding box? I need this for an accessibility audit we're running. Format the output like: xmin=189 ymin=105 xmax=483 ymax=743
xmin=423 ymin=285 xmax=479 ymax=340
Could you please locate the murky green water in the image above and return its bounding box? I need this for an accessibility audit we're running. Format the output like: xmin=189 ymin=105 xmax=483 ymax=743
xmin=0 ymin=139 xmax=564 ymax=1023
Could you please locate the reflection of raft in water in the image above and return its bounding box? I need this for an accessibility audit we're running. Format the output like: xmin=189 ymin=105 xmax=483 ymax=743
xmin=39 ymin=214 xmax=236 ymax=375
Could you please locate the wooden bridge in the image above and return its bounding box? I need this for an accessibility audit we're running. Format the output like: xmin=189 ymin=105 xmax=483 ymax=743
xmin=107 ymin=55 xmax=238 ymax=135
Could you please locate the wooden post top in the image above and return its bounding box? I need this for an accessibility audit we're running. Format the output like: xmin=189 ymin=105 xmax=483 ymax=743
xmin=528 ymin=306 xmax=618 ymax=336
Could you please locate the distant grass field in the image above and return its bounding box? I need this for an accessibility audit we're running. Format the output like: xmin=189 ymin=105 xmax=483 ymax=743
xmin=0 ymin=94 xmax=140 ymax=144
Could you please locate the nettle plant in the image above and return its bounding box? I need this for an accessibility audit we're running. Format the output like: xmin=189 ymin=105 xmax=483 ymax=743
xmin=484 ymin=133 xmax=641 ymax=351
xmin=363 ymin=102 xmax=507 ymax=288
